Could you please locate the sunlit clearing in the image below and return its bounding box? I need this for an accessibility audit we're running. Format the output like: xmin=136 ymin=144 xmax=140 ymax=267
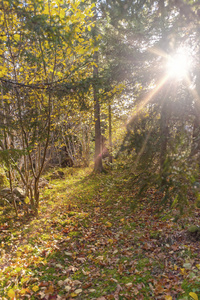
xmin=167 ymin=50 xmax=190 ymax=79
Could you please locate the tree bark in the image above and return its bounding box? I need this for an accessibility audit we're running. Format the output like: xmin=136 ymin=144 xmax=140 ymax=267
xmin=93 ymin=9 xmax=103 ymax=172
xmin=93 ymin=51 xmax=103 ymax=172
xmin=108 ymin=103 xmax=113 ymax=163
xmin=160 ymin=101 xmax=169 ymax=184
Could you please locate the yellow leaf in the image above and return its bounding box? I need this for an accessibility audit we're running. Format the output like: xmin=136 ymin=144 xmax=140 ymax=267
xmin=189 ymin=292 xmax=198 ymax=300
xmin=106 ymin=221 xmax=112 ymax=227
xmin=7 ymin=289 xmax=15 ymax=299
xmin=43 ymin=6 xmax=49 ymax=14
xmin=60 ymin=10 xmax=65 ymax=18
xmin=196 ymin=264 xmax=200 ymax=270
xmin=70 ymin=292 xmax=78 ymax=297
xmin=180 ymin=268 xmax=186 ymax=275
xmin=20 ymin=288 xmax=29 ymax=295
xmin=24 ymin=197 xmax=30 ymax=204
xmin=16 ymin=251 xmax=21 ymax=257
xmin=15 ymin=34 xmax=20 ymax=41
xmin=88 ymin=25 xmax=91 ymax=31
xmin=78 ymin=48 xmax=86 ymax=55
xmin=45 ymin=285 xmax=54 ymax=294
xmin=174 ymin=264 xmax=178 ymax=270
xmin=165 ymin=296 xmax=172 ymax=300
xmin=108 ymin=239 xmax=113 ymax=244
xmin=32 ymin=285 xmax=39 ymax=292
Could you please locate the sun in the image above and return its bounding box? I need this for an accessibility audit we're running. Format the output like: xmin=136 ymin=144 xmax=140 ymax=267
xmin=166 ymin=50 xmax=190 ymax=79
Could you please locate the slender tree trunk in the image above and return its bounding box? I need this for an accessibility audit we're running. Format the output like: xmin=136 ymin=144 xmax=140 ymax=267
xmin=191 ymin=52 xmax=200 ymax=172
xmin=160 ymin=101 xmax=169 ymax=185
xmin=191 ymin=116 xmax=200 ymax=157
xmin=93 ymin=52 xmax=103 ymax=172
xmin=1 ymin=86 xmax=18 ymax=216
xmin=108 ymin=104 xmax=112 ymax=163
xmin=93 ymin=9 xmax=103 ymax=172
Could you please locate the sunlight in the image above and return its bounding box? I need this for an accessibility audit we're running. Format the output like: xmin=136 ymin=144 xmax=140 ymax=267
xmin=126 ymin=75 xmax=169 ymax=127
xmin=166 ymin=50 xmax=190 ymax=79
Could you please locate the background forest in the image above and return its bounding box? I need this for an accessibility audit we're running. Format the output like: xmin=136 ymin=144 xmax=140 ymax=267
xmin=0 ymin=0 xmax=200 ymax=214
xmin=0 ymin=0 xmax=200 ymax=299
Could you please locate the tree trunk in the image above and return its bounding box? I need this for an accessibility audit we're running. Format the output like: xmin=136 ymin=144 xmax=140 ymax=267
xmin=160 ymin=101 xmax=169 ymax=184
xmin=93 ymin=10 xmax=103 ymax=172
xmin=191 ymin=53 xmax=200 ymax=171
xmin=108 ymin=103 xmax=113 ymax=163
xmin=191 ymin=116 xmax=200 ymax=157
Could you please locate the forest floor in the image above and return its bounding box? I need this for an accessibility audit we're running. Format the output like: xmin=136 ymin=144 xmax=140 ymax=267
xmin=0 ymin=165 xmax=200 ymax=300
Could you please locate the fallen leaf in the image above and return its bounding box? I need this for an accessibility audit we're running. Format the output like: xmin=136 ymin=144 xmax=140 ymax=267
xmin=165 ymin=296 xmax=172 ymax=300
xmin=196 ymin=264 xmax=200 ymax=270
xmin=149 ymin=283 xmax=154 ymax=292
xmin=82 ymin=283 xmax=92 ymax=289
xmin=32 ymin=285 xmax=39 ymax=292
xmin=58 ymin=280 xmax=64 ymax=286
xmin=125 ymin=283 xmax=133 ymax=288
xmin=106 ymin=221 xmax=112 ymax=227
xmin=45 ymin=285 xmax=54 ymax=294
xmin=82 ymin=268 xmax=90 ymax=275
xmin=96 ymin=255 xmax=104 ymax=261
xmin=39 ymin=282 xmax=49 ymax=287
xmin=73 ymin=280 xmax=82 ymax=286
xmin=19 ymin=288 xmax=30 ymax=295
xmin=189 ymin=292 xmax=198 ymax=300
xmin=183 ymin=263 xmax=192 ymax=269
xmin=70 ymin=292 xmax=78 ymax=297
xmin=7 ymin=289 xmax=15 ymax=299
xmin=74 ymin=288 xmax=82 ymax=294
xmin=155 ymin=284 xmax=165 ymax=294
xmin=65 ymin=252 xmax=73 ymax=256
xmin=64 ymin=286 xmax=71 ymax=292
xmin=114 ymin=284 xmax=122 ymax=300
xmin=89 ymin=289 xmax=96 ymax=293
xmin=180 ymin=268 xmax=187 ymax=275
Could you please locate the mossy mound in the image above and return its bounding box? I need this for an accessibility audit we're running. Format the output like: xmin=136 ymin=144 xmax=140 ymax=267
xmin=188 ymin=225 xmax=200 ymax=233
xmin=187 ymin=225 xmax=200 ymax=241
xmin=0 ymin=169 xmax=8 ymax=187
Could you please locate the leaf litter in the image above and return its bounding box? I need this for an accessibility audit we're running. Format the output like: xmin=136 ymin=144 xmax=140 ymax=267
xmin=0 ymin=167 xmax=199 ymax=299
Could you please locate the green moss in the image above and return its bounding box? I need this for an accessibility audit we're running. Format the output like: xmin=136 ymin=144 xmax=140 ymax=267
xmin=0 ymin=168 xmax=8 ymax=187
xmin=188 ymin=225 xmax=200 ymax=233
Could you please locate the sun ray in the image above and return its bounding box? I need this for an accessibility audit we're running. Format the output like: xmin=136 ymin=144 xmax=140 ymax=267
xmin=131 ymin=129 xmax=152 ymax=173
xmin=148 ymin=47 xmax=169 ymax=59
xmin=126 ymin=75 xmax=169 ymax=127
